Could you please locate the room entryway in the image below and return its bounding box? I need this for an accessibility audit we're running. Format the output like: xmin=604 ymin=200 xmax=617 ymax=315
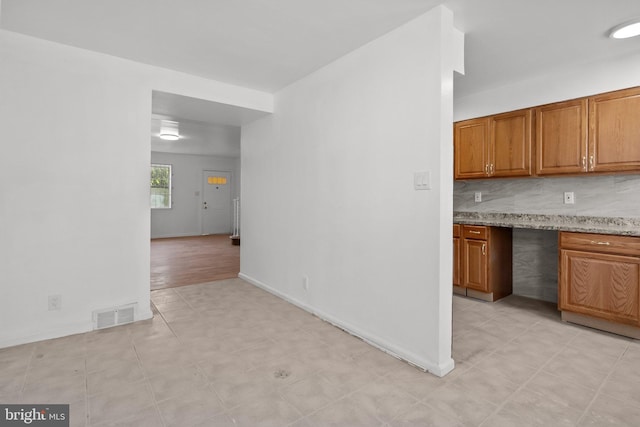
xmin=150 ymin=234 xmax=240 ymax=290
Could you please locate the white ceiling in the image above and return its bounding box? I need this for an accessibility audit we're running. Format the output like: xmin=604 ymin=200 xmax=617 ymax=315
xmin=3 ymin=0 xmax=640 ymax=154
xmin=150 ymin=116 xmax=241 ymax=157
xmin=0 ymin=0 xmax=443 ymax=93
xmin=446 ymin=0 xmax=640 ymax=98
xmin=3 ymin=0 xmax=640 ymax=97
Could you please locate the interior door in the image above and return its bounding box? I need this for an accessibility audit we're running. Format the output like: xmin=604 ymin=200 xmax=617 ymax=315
xmin=202 ymin=171 xmax=232 ymax=235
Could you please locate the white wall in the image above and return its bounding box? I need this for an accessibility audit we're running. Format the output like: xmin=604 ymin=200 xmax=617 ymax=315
xmin=0 ymin=29 xmax=271 ymax=348
xmin=150 ymin=152 xmax=240 ymax=239
xmin=455 ymin=50 xmax=640 ymax=121
xmin=240 ymin=6 xmax=458 ymax=376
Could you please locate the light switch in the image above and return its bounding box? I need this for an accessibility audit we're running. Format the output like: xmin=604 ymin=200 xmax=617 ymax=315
xmin=414 ymin=171 xmax=431 ymax=190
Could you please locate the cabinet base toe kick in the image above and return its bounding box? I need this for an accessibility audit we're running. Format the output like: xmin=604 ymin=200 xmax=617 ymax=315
xmin=453 ymin=285 xmax=496 ymax=302
xmin=561 ymin=311 xmax=640 ymax=340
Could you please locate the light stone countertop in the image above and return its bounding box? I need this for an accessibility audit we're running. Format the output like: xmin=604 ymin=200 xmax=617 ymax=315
xmin=453 ymin=211 xmax=640 ymax=237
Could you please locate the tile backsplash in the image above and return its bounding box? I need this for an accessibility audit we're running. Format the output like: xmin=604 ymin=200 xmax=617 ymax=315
xmin=454 ymin=174 xmax=640 ymax=218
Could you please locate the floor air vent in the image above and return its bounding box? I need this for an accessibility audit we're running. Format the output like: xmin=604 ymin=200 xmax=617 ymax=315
xmin=93 ymin=304 xmax=137 ymax=330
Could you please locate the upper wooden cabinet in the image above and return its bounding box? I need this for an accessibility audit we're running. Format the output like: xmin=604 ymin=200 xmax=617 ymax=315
xmin=589 ymin=87 xmax=640 ymax=173
xmin=454 ymin=109 xmax=532 ymax=179
xmin=491 ymin=109 xmax=533 ymax=177
xmin=456 ymin=85 xmax=640 ymax=179
xmin=454 ymin=118 xmax=489 ymax=179
xmin=536 ymin=99 xmax=588 ymax=175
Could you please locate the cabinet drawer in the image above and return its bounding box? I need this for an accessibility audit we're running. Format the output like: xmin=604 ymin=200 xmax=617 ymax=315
xmin=559 ymin=232 xmax=640 ymax=256
xmin=463 ymin=225 xmax=488 ymax=240
xmin=453 ymin=224 xmax=461 ymax=238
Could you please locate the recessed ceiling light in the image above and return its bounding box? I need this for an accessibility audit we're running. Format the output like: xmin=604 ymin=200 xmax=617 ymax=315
xmin=160 ymin=134 xmax=180 ymax=141
xmin=609 ymin=19 xmax=640 ymax=39
xmin=159 ymin=120 xmax=180 ymax=140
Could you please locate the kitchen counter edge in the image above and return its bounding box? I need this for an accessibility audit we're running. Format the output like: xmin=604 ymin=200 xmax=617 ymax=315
xmin=453 ymin=212 xmax=640 ymax=237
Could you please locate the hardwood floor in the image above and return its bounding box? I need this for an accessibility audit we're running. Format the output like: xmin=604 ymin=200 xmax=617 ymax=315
xmin=151 ymin=234 xmax=240 ymax=290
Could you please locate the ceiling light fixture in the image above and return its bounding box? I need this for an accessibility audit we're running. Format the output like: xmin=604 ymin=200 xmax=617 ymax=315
xmin=159 ymin=120 xmax=180 ymax=140
xmin=609 ymin=19 xmax=640 ymax=39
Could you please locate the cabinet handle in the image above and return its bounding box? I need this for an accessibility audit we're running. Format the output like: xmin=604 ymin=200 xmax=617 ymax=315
xmin=485 ymin=164 xmax=489 ymax=175
xmin=589 ymin=155 xmax=594 ymax=170
xmin=490 ymin=163 xmax=494 ymax=174
xmin=582 ymin=156 xmax=586 ymax=170
xmin=469 ymin=230 xmax=481 ymax=234
xmin=590 ymin=240 xmax=610 ymax=246
xmin=482 ymin=243 xmax=486 ymax=255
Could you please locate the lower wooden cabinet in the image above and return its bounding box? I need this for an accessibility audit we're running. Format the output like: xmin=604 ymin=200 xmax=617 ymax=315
xmin=464 ymin=237 xmax=489 ymax=292
xmin=559 ymin=232 xmax=640 ymax=337
xmin=453 ymin=224 xmax=512 ymax=302
xmin=453 ymin=224 xmax=461 ymax=287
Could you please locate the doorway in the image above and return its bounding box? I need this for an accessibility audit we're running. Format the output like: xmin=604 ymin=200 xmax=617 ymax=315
xmin=150 ymin=90 xmax=269 ymax=290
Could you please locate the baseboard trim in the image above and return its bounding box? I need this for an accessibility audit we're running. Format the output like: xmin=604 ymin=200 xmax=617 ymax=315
xmin=0 ymin=307 xmax=154 ymax=350
xmin=151 ymin=232 xmax=234 ymax=239
xmin=0 ymin=321 xmax=93 ymax=349
xmin=151 ymin=232 xmax=202 ymax=239
xmin=238 ymin=272 xmax=454 ymax=377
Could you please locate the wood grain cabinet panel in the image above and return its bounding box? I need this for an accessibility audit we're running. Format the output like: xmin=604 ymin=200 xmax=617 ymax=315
xmin=464 ymin=238 xmax=488 ymax=292
xmin=491 ymin=109 xmax=533 ymax=177
xmin=454 ymin=118 xmax=489 ymax=179
xmin=536 ymin=99 xmax=588 ymax=175
xmin=560 ymin=249 xmax=640 ymax=326
xmin=589 ymin=86 xmax=640 ymax=173
xmin=559 ymin=231 xmax=640 ymax=330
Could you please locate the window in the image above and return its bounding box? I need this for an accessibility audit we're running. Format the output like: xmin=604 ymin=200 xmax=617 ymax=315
xmin=150 ymin=164 xmax=172 ymax=209
xmin=207 ymin=176 xmax=228 ymax=185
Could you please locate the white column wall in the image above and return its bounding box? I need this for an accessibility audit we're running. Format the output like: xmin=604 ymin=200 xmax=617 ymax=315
xmin=240 ymin=6 xmax=458 ymax=376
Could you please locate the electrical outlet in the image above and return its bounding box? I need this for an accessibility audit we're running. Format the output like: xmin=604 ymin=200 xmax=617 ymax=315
xmin=563 ymin=191 xmax=575 ymax=204
xmin=474 ymin=192 xmax=482 ymax=202
xmin=48 ymin=295 xmax=62 ymax=311
xmin=303 ymin=276 xmax=309 ymax=291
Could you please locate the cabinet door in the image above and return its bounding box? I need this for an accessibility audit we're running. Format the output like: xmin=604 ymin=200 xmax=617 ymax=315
xmin=589 ymin=87 xmax=640 ymax=173
xmin=453 ymin=236 xmax=461 ymax=286
xmin=490 ymin=109 xmax=533 ymax=177
xmin=560 ymin=249 xmax=640 ymax=326
xmin=536 ymin=99 xmax=588 ymax=175
xmin=454 ymin=118 xmax=489 ymax=179
xmin=463 ymin=238 xmax=488 ymax=292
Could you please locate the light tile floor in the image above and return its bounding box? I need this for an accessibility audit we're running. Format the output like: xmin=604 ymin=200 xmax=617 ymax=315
xmin=1 ymin=278 xmax=639 ymax=426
